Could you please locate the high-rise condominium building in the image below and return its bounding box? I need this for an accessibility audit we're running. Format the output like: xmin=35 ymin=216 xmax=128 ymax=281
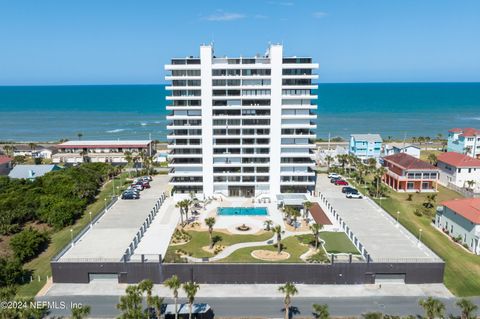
xmin=166 ymin=44 xmax=318 ymax=198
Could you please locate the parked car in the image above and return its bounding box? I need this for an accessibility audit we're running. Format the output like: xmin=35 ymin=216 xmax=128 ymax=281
xmin=341 ymin=186 xmax=357 ymax=194
xmin=346 ymin=193 xmax=363 ymax=199
xmin=122 ymin=192 xmax=139 ymax=200
xmin=330 ymin=177 xmax=341 ymax=183
xmin=334 ymin=179 xmax=348 ymax=186
xmin=141 ymin=181 xmax=151 ymax=189
xmin=141 ymin=175 xmax=153 ymax=181
xmin=328 ymin=173 xmax=341 ymax=179
xmin=132 ymin=184 xmax=144 ymax=191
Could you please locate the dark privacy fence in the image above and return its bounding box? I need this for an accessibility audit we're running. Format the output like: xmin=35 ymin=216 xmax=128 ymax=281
xmin=51 ymin=260 xmax=445 ymax=285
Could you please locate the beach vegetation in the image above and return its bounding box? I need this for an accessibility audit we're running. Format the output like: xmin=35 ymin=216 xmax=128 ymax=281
xmin=10 ymin=227 xmax=49 ymax=262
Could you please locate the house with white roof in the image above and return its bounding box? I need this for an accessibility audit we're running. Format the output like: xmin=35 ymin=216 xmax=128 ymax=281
xmin=8 ymin=164 xmax=62 ymax=180
xmin=52 ymin=140 xmax=154 ymax=164
xmin=383 ymin=142 xmax=421 ymax=159
xmin=437 ymin=152 xmax=480 ymax=192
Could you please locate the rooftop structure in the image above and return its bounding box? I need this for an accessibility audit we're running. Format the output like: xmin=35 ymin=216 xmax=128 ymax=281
xmin=383 ymin=142 xmax=420 ymax=159
xmin=166 ymin=44 xmax=318 ymax=198
xmin=0 ymin=155 xmax=13 ymax=175
xmin=8 ymin=164 xmax=62 ymax=179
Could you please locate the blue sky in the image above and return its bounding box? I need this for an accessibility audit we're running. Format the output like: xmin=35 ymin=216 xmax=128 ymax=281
xmin=0 ymin=0 xmax=479 ymax=85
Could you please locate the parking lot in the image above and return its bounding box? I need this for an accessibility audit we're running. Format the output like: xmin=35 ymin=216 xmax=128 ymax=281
xmin=58 ymin=175 xmax=171 ymax=261
xmin=315 ymin=175 xmax=441 ymax=262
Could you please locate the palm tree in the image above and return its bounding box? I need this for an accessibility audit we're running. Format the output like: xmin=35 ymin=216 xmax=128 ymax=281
xmin=182 ymin=281 xmax=200 ymax=319
xmin=303 ymin=201 xmax=313 ymax=219
xmin=278 ymin=282 xmax=298 ymax=319
xmin=464 ymin=146 xmax=472 ymax=155
xmin=149 ymin=295 xmax=164 ymax=319
xmin=418 ymin=297 xmax=445 ymax=319
xmin=77 ymin=132 xmax=83 ymax=140
xmin=466 ymin=180 xmax=476 ymax=191
xmin=164 ymin=275 xmax=182 ymax=319
xmin=3 ymin=144 xmax=14 ymax=157
xmin=427 ymin=153 xmax=438 ymax=165
xmin=117 ymin=284 xmax=144 ymax=319
xmin=411 ymin=136 xmax=417 ymax=144
xmin=456 ymin=298 xmax=478 ymax=319
xmin=324 ymin=155 xmax=334 ymax=169
xmin=139 ymin=279 xmax=154 ymax=316
xmin=337 ymin=154 xmax=348 ymax=173
xmin=373 ymin=167 xmax=387 ymax=198
xmin=436 ymin=133 xmax=443 ymax=141
xmin=264 ymin=219 xmax=273 ymax=231
xmin=71 ymin=305 xmax=91 ymax=319
xmin=310 ymin=223 xmax=323 ymax=250
xmin=285 ymin=206 xmax=300 ymax=230
xmin=272 ymin=225 xmax=284 ymax=254
xmin=175 ymin=201 xmax=185 ymax=226
xmin=205 ymin=217 xmax=216 ymax=248
xmin=366 ymin=157 xmax=377 ymax=172
xmin=28 ymin=142 xmax=37 ymax=151
xmin=312 ymin=303 xmax=329 ymax=319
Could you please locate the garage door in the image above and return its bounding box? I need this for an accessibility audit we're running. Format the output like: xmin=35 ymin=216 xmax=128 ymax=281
xmin=374 ymin=273 xmax=406 ymax=284
xmin=88 ymin=273 xmax=118 ymax=282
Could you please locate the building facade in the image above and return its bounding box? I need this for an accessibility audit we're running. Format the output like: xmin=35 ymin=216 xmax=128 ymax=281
xmin=437 ymin=152 xmax=480 ymax=192
xmin=447 ymin=128 xmax=480 ymax=158
xmin=349 ymin=134 xmax=382 ymax=160
xmin=52 ymin=140 xmax=154 ymax=164
xmin=382 ymin=153 xmax=439 ymax=192
xmin=166 ymin=44 xmax=318 ymax=198
xmin=0 ymin=155 xmax=13 ymax=175
xmin=436 ymin=198 xmax=480 ymax=255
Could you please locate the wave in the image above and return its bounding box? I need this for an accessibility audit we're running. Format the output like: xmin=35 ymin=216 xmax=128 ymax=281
xmin=140 ymin=122 xmax=147 ymax=126
xmin=106 ymin=128 xmax=127 ymax=133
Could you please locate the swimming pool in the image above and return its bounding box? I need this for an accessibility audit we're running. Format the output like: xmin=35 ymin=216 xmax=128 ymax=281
xmin=217 ymin=207 xmax=268 ymax=216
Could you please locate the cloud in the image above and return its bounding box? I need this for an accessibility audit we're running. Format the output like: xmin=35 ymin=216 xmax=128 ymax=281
xmin=203 ymin=12 xmax=246 ymax=22
xmin=313 ymin=11 xmax=328 ymax=18
xmin=254 ymin=14 xmax=269 ymax=19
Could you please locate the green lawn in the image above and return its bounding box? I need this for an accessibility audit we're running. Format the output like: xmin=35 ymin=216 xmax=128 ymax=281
xmin=350 ymin=178 xmax=480 ymax=296
xmin=319 ymin=232 xmax=360 ymax=254
xmin=165 ymin=230 xmax=273 ymax=260
xmin=217 ymin=236 xmax=310 ymax=263
xmin=16 ymin=174 xmax=130 ymax=297
xmin=420 ymin=149 xmax=442 ymax=162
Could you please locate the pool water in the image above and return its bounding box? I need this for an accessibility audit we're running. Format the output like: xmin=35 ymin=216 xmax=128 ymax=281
xmin=217 ymin=207 xmax=268 ymax=216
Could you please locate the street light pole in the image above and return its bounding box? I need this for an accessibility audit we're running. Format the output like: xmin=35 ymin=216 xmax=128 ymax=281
xmin=396 ymin=211 xmax=400 ymax=227
xmin=418 ymin=228 xmax=423 ymax=245
xmin=104 ymin=198 xmax=107 ymax=212
xmin=70 ymin=229 xmax=74 ymax=247
xmin=89 ymin=211 xmax=92 ymax=228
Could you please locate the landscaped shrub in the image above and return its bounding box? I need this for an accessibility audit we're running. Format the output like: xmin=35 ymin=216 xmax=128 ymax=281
xmin=307 ymin=251 xmax=329 ymax=263
xmin=0 ymin=257 xmax=25 ymax=286
xmin=462 ymin=243 xmax=470 ymax=250
xmin=9 ymin=227 xmax=50 ymax=262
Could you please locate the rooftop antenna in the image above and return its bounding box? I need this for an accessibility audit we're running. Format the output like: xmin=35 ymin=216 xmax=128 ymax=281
xmin=403 ymin=132 xmax=407 ymax=148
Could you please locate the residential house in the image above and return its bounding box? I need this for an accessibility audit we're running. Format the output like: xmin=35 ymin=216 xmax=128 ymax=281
xmin=447 ymin=128 xmax=480 ymax=158
xmin=436 ymin=198 xmax=480 ymax=254
xmin=8 ymin=164 xmax=62 ymax=180
xmin=382 ymin=153 xmax=439 ymax=192
xmin=383 ymin=142 xmax=420 ymax=159
xmin=52 ymin=140 xmax=154 ymax=164
xmin=11 ymin=144 xmax=56 ymax=159
xmin=0 ymin=155 xmax=13 ymax=175
xmin=437 ymin=152 xmax=480 ymax=192
xmin=349 ymin=134 xmax=383 ymax=160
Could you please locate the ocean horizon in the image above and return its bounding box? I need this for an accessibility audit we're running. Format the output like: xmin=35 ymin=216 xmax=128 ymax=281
xmin=0 ymin=82 xmax=479 ymax=143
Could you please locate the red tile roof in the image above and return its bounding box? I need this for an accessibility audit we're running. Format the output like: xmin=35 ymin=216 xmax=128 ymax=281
xmin=459 ymin=128 xmax=480 ymax=137
xmin=437 ymin=152 xmax=480 ymax=168
xmin=383 ymin=153 xmax=438 ymax=170
xmin=0 ymin=155 xmax=12 ymax=165
xmin=309 ymin=203 xmax=332 ymax=225
xmin=441 ymin=198 xmax=480 ymax=224
xmin=448 ymin=128 xmax=463 ymax=133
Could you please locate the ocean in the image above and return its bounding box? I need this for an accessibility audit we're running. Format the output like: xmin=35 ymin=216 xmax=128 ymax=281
xmin=0 ymin=83 xmax=479 ymax=142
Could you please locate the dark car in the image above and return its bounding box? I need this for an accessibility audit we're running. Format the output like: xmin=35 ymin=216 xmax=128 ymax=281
xmin=342 ymin=186 xmax=358 ymax=194
xmin=330 ymin=177 xmax=341 ymax=183
xmin=122 ymin=192 xmax=139 ymax=200
xmin=141 ymin=181 xmax=151 ymax=189
xmin=334 ymin=179 xmax=349 ymax=186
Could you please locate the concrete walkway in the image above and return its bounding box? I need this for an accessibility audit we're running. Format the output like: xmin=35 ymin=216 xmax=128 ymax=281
xmin=43 ymin=281 xmax=453 ymax=298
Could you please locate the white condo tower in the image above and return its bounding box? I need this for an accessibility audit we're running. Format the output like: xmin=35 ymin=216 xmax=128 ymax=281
xmin=166 ymin=44 xmax=318 ymax=198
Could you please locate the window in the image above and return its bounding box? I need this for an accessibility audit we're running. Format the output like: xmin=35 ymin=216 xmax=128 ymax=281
xmin=451 ymin=225 xmax=454 ymax=233
xmin=407 ymin=182 xmax=414 ymax=189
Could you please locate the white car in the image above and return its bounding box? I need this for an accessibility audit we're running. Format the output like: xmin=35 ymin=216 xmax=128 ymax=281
xmin=346 ymin=193 xmax=363 ymax=199
xmin=328 ymin=173 xmax=341 ymax=179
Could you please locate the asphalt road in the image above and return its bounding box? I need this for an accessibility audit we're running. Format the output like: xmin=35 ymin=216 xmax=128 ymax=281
xmin=37 ymin=296 xmax=480 ymax=318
